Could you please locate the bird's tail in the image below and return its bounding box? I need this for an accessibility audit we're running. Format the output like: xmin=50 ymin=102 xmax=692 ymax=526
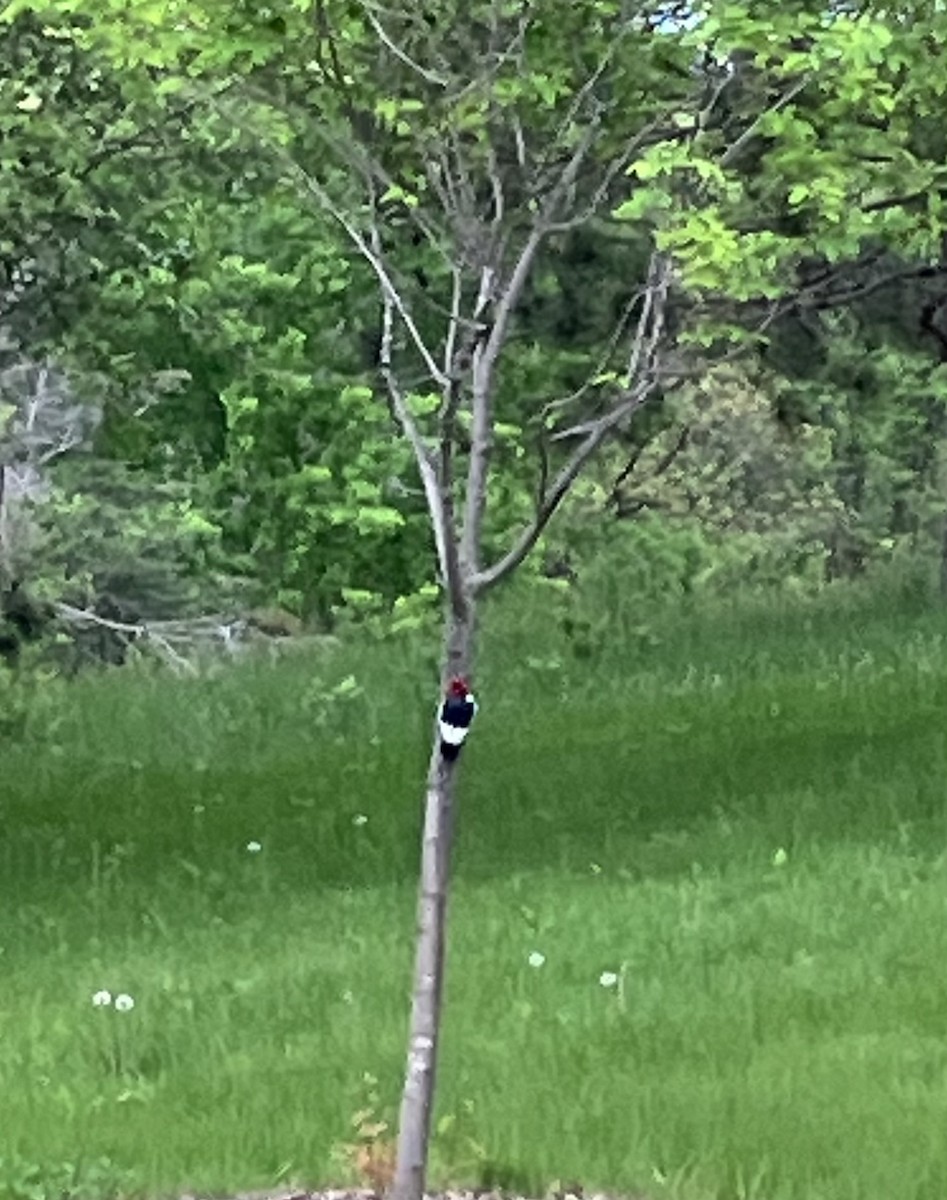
xmin=440 ymin=740 xmax=462 ymax=761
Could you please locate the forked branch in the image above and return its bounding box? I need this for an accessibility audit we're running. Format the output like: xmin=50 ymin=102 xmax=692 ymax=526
xmin=460 ymin=123 xmax=605 ymax=572
xmin=471 ymin=252 xmax=672 ymax=592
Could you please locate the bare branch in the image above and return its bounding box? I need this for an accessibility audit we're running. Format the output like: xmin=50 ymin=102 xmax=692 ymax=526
xmin=511 ymin=115 xmax=528 ymax=171
xmin=441 ymin=267 xmax=464 ymax=389
xmin=435 ymin=266 xmax=469 ymax=614
xmin=861 ymin=188 xmax=932 ymax=214
xmin=54 ymin=602 xmax=200 ymax=676
xmin=472 ymin=253 xmax=672 ymax=592
xmin=608 ymin=425 xmax=690 ymax=511
xmin=474 ymin=378 xmax=656 ymax=592
xmin=448 ymin=6 xmax=533 ymax=104
xmin=309 ymin=178 xmax=448 ymax=386
xmin=799 ymin=262 xmax=947 ymax=309
xmin=530 ymin=26 xmax=626 ymax=188
xmin=285 ymin=114 xmax=459 ymax=283
xmin=546 ymin=121 xmax=666 ymax=233
xmin=0 ymin=465 xmax=9 ymax=588
xmin=425 ymin=148 xmax=465 ymax=229
xmin=486 ymin=142 xmax=505 ymax=232
xmin=538 ymin=287 xmax=642 ymax=430
xmin=359 ymin=2 xmax=449 ymax=86
xmin=370 ymin=230 xmax=453 ymax=590
xmin=697 ymin=67 xmax=736 ymax=131
xmin=460 ymin=227 xmax=543 ymax=573
xmin=459 ymin=119 xmax=603 ymax=572
xmin=627 ymin=252 xmax=669 ymax=385
xmin=719 ymin=76 xmax=810 ymax=169
xmin=607 ymin=442 xmax=647 ymax=505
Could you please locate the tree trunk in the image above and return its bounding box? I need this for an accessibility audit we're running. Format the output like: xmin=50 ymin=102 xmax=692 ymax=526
xmin=391 ymin=602 xmax=475 ymax=1200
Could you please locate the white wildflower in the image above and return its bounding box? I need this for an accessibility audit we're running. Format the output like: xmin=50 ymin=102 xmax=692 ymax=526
xmin=527 ymin=951 xmax=546 ymax=969
xmin=352 ymin=814 xmax=368 ymax=827
xmin=91 ymin=990 xmax=112 ymax=1008
xmin=599 ymin=971 xmax=620 ymax=989
xmin=246 ymin=840 xmax=262 ymax=853
xmin=773 ymin=847 xmax=789 ymax=867
xmin=114 ymin=993 xmax=135 ymax=1013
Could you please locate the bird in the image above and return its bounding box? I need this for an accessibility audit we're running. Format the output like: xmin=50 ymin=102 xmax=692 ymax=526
xmin=438 ymin=675 xmax=478 ymax=761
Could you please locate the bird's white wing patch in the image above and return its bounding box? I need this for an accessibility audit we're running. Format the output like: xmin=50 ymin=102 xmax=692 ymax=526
xmin=438 ymin=719 xmax=469 ymax=746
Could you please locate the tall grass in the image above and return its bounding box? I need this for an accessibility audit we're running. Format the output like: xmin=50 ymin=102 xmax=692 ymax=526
xmin=4 ymin=579 xmax=947 ymax=1200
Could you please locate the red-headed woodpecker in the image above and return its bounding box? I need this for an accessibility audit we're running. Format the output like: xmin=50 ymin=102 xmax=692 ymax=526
xmin=438 ymin=675 xmax=478 ymax=761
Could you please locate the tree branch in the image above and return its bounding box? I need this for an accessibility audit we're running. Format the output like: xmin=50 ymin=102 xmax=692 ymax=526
xmin=799 ymin=262 xmax=947 ymax=310
xmin=539 ymin=287 xmax=642 ymax=425
xmin=53 ymin=602 xmax=200 ymax=676
xmin=212 ymin=92 xmax=450 ymax=390
xmin=719 ymin=76 xmax=810 ymax=169
xmin=472 ymin=253 xmax=671 ymax=593
xmin=546 ymin=110 xmax=679 ymax=235
xmin=359 ymin=1 xmax=449 ymax=87
xmin=473 ymin=379 xmax=656 ymax=592
xmin=608 ymin=425 xmax=690 ymax=511
xmin=460 ymin=123 xmax=601 ymax=573
xmin=460 ymin=227 xmax=542 ymax=572
xmin=370 ymin=227 xmax=455 ymax=593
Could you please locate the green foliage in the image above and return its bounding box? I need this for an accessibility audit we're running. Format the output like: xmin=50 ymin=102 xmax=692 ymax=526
xmin=613 ymin=6 xmax=947 ymax=304
xmin=771 ymin=312 xmax=947 ymax=576
xmin=5 ymin=0 xmax=947 ymax=622
xmin=38 ymin=459 xmax=228 ymax=617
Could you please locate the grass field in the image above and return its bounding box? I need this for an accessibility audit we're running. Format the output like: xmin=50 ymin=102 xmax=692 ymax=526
xmin=4 ymin=581 xmax=947 ymax=1200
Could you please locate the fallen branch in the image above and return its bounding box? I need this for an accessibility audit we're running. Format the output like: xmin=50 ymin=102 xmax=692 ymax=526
xmin=51 ymin=602 xmax=244 ymax=675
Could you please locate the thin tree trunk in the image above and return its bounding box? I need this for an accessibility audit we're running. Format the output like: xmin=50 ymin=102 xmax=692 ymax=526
xmin=392 ymin=602 xmax=475 ymax=1200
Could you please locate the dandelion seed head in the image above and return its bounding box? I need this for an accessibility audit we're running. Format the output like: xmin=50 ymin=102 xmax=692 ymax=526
xmin=114 ymin=993 xmax=135 ymax=1012
xmin=91 ymin=990 xmax=112 ymax=1008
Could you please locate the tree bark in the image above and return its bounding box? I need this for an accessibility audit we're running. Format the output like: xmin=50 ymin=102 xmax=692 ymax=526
xmin=392 ymin=600 xmax=475 ymax=1200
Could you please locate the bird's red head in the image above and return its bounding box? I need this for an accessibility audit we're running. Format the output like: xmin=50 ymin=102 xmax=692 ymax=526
xmin=447 ymin=675 xmax=470 ymax=698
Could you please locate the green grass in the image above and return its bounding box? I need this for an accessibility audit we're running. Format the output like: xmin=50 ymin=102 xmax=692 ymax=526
xmin=5 ymin=581 xmax=947 ymax=1200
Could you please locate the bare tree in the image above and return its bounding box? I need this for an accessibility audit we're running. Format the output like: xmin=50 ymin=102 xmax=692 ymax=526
xmin=211 ymin=9 xmax=800 ymax=1198
xmin=200 ymin=2 xmax=944 ymax=1195
xmin=0 ymin=347 xmax=100 ymax=586
xmin=231 ymin=12 xmax=682 ymax=1193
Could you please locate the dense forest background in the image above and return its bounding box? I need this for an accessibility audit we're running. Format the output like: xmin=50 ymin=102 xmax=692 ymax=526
xmin=5 ymin=1 xmax=947 ymax=674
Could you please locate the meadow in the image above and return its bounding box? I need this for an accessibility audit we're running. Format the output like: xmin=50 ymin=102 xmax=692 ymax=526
xmin=4 ymin=579 xmax=947 ymax=1200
